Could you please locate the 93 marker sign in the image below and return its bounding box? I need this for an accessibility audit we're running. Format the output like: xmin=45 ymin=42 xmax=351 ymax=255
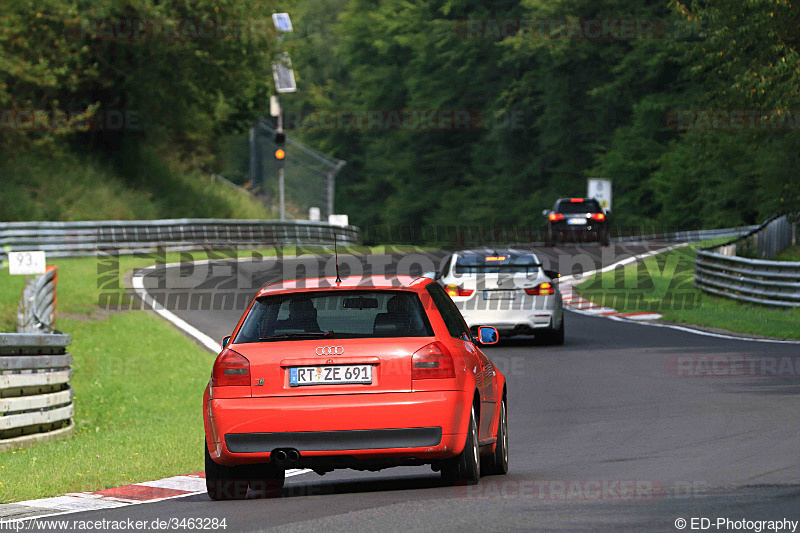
xmin=8 ymin=251 xmax=47 ymax=275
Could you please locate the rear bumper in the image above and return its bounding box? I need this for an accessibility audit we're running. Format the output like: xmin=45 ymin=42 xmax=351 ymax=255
xmin=206 ymin=390 xmax=471 ymax=465
xmin=226 ymin=427 xmax=443 ymax=453
xmin=458 ymin=302 xmax=558 ymax=334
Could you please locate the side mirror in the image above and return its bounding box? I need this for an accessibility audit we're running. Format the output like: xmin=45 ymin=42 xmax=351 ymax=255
xmin=221 ymin=335 xmax=231 ymax=349
xmin=477 ymin=326 xmax=499 ymax=345
xmin=544 ymin=269 xmax=561 ymax=281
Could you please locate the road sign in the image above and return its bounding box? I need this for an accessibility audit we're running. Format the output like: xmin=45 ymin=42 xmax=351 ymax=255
xmin=9 ymin=251 xmax=47 ymax=275
xmin=328 ymin=214 xmax=349 ymax=227
xmin=588 ymin=178 xmax=612 ymax=212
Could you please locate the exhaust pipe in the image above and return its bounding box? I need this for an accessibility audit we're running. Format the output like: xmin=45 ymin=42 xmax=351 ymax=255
xmin=271 ymin=449 xmax=287 ymax=463
xmin=287 ymin=449 xmax=300 ymax=462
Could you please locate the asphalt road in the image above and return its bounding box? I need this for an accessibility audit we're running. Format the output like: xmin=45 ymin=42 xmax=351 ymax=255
xmin=39 ymin=244 xmax=800 ymax=531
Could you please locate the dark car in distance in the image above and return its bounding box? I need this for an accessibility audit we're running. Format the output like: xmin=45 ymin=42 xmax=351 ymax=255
xmin=543 ymin=198 xmax=610 ymax=246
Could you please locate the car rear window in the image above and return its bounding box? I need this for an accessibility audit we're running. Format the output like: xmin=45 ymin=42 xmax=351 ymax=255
xmin=454 ymin=253 xmax=541 ymax=274
xmin=555 ymin=199 xmax=601 ymax=214
xmin=234 ymin=290 xmax=434 ymax=342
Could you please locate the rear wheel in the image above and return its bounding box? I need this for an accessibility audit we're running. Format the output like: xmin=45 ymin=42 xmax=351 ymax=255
xmin=205 ymin=445 xmax=248 ymax=500
xmin=442 ymin=406 xmax=480 ymax=485
xmin=248 ymin=463 xmax=285 ymax=497
xmin=481 ymin=399 xmax=508 ymax=476
xmin=538 ymin=315 xmax=565 ymax=345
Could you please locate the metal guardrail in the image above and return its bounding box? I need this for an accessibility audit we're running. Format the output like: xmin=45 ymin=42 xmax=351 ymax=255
xmin=0 ymin=219 xmax=360 ymax=262
xmin=17 ymin=266 xmax=58 ymax=333
xmin=613 ymin=225 xmax=759 ymax=244
xmin=0 ymin=333 xmax=73 ymax=451
xmin=694 ymin=215 xmax=800 ymax=307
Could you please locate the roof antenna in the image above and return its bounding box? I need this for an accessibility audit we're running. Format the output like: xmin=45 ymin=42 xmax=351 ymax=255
xmin=334 ymin=233 xmax=342 ymax=283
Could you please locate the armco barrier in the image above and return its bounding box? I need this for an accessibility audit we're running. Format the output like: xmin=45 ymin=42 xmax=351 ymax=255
xmin=0 ymin=219 xmax=360 ymax=262
xmin=0 ymin=333 xmax=73 ymax=451
xmin=694 ymin=215 xmax=800 ymax=307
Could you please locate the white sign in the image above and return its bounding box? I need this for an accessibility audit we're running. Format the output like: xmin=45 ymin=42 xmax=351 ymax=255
xmin=8 ymin=251 xmax=47 ymax=275
xmin=309 ymin=207 xmax=321 ymax=221
xmin=587 ymin=178 xmax=612 ymax=212
xmin=328 ymin=214 xmax=349 ymax=227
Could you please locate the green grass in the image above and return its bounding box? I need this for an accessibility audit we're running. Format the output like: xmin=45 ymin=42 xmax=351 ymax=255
xmin=575 ymin=244 xmax=800 ymax=339
xmin=774 ymin=245 xmax=800 ymax=262
xmin=0 ymin=146 xmax=273 ymax=221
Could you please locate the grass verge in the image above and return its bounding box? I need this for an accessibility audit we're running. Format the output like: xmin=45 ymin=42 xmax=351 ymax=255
xmin=575 ymin=243 xmax=800 ymax=340
xmin=774 ymin=245 xmax=800 ymax=262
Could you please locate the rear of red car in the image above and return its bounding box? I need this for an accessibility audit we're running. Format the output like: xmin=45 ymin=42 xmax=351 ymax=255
xmin=203 ymin=277 xmax=504 ymax=498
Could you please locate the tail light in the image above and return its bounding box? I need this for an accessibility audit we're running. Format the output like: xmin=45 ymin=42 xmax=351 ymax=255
xmin=412 ymin=342 xmax=455 ymax=379
xmin=569 ymin=198 xmax=584 ymax=203
xmin=590 ymin=213 xmax=605 ymax=221
xmin=548 ymin=213 xmax=564 ymax=222
xmin=212 ymin=349 xmax=250 ymax=387
xmin=525 ymin=282 xmax=555 ymax=296
xmin=445 ymin=284 xmax=474 ymax=297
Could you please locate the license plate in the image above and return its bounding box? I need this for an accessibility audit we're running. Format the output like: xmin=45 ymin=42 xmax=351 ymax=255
xmin=483 ymin=290 xmax=517 ymax=300
xmin=289 ymin=365 xmax=372 ymax=387
xmin=567 ymin=218 xmax=587 ymax=225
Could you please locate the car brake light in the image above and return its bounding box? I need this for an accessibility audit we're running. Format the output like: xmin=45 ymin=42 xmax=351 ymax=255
xmin=212 ymin=349 xmax=251 ymax=387
xmin=525 ymin=282 xmax=555 ymax=296
xmin=590 ymin=213 xmax=605 ymax=221
xmin=444 ymin=284 xmax=474 ymax=297
xmin=412 ymin=342 xmax=455 ymax=379
xmin=569 ymin=198 xmax=584 ymax=203
xmin=548 ymin=213 xmax=564 ymax=222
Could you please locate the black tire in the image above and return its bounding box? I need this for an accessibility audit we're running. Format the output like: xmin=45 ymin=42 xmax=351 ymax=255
xmin=442 ymin=406 xmax=480 ymax=485
xmin=248 ymin=463 xmax=286 ymax=497
xmin=205 ymin=445 xmax=248 ymax=500
xmin=538 ymin=315 xmax=565 ymax=346
xmin=481 ymin=399 xmax=509 ymax=476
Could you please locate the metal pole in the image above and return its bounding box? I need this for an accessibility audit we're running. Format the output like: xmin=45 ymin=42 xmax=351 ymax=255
xmin=327 ymin=170 xmax=334 ymax=218
xmin=248 ymin=126 xmax=256 ymax=192
xmin=327 ymin=161 xmax=345 ymax=218
xmin=277 ymin=100 xmax=285 ymax=221
xmin=279 ymin=167 xmax=285 ymax=221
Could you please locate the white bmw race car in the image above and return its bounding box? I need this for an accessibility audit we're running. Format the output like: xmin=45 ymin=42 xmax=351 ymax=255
xmin=427 ymin=248 xmax=564 ymax=344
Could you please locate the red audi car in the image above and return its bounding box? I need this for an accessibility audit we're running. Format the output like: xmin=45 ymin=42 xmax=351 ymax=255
xmin=203 ymin=275 xmax=508 ymax=500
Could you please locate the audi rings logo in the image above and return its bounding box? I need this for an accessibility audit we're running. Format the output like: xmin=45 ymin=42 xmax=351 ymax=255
xmin=315 ymin=346 xmax=344 ymax=356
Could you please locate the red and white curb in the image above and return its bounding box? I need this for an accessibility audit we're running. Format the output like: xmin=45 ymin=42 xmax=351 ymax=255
xmin=1 ymin=469 xmax=312 ymax=523
xmin=560 ymin=283 xmax=662 ymax=321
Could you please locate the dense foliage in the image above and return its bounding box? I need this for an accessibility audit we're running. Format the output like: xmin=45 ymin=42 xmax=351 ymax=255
xmin=1 ymin=0 xmax=796 ymax=229
xmin=284 ymin=0 xmax=799 ymax=230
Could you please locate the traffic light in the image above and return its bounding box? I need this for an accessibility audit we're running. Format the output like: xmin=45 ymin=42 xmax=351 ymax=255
xmin=274 ymin=131 xmax=286 ymax=166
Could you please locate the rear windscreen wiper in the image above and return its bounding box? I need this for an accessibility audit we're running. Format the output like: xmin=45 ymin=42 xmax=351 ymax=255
xmin=259 ymin=330 xmax=334 ymax=342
